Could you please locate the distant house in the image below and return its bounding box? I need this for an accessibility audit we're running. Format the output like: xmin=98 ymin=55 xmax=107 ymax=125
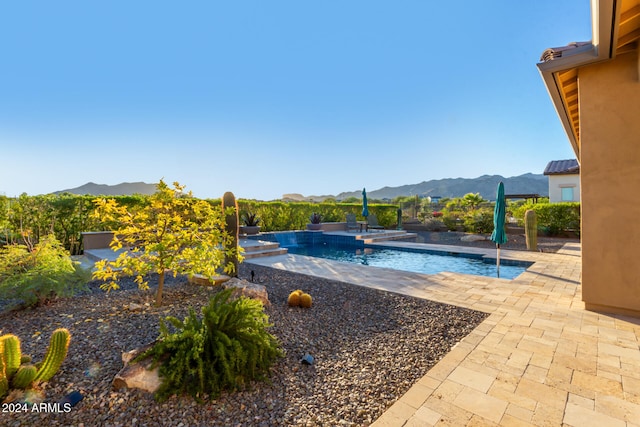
xmin=543 ymin=159 xmax=580 ymax=203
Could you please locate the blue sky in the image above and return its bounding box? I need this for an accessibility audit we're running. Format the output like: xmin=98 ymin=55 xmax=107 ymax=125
xmin=0 ymin=1 xmax=591 ymax=200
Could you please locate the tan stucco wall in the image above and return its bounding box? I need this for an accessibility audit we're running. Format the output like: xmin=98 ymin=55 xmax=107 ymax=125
xmin=579 ymin=49 xmax=640 ymax=315
xmin=82 ymin=231 xmax=114 ymax=250
xmin=548 ymin=174 xmax=580 ymax=203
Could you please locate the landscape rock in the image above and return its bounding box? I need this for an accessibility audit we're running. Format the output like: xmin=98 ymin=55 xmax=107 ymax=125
xmin=223 ymin=277 xmax=270 ymax=306
xmin=112 ymin=342 xmax=161 ymax=393
xmin=188 ymin=273 xmax=231 ymax=286
xmin=460 ymin=234 xmax=488 ymax=242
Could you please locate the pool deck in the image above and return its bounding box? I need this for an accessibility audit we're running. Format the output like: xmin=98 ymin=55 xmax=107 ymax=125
xmin=247 ymin=240 xmax=640 ymax=427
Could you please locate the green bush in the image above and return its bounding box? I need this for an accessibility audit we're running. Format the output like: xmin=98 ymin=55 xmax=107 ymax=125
xmin=463 ymin=208 xmax=494 ymax=234
xmin=513 ymin=202 xmax=580 ymax=236
xmin=2 ymin=193 xmax=399 ymax=249
xmin=218 ymin=200 xmax=398 ymax=231
xmin=140 ymin=289 xmax=282 ymax=402
xmin=0 ymin=235 xmax=90 ymax=310
xmin=442 ymin=211 xmax=462 ymax=231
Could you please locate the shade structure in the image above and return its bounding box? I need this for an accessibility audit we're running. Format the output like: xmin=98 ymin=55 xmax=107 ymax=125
xmin=362 ymin=188 xmax=369 ymax=218
xmin=490 ymin=181 xmax=508 ymax=277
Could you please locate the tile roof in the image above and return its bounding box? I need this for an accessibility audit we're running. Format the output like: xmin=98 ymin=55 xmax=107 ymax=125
xmin=539 ymin=41 xmax=591 ymax=62
xmin=543 ymin=159 xmax=580 ymax=175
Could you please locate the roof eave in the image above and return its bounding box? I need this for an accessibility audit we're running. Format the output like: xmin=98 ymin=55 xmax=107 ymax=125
xmin=537 ymin=46 xmax=597 ymax=157
xmin=536 ymin=0 xmax=619 ymax=158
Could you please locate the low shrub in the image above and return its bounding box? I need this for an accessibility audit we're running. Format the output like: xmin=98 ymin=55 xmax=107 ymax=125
xmin=0 ymin=235 xmax=90 ymax=310
xmin=463 ymin=208 xmax=494 ymax=234
xmin=513 ymin=202 xmax=580 ymax=236
xmin=442 ymin=211 xmax=462 ymax=231
xmin=140 ymin=289 xmax=282 ymax=402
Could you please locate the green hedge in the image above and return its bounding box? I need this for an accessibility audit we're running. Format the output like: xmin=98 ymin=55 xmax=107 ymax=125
xmin=220 ymin=200 xmax=398 ymax=232
xmin=1 ymin=194 xmax=399 ymax=253
xmin=512 ymin=202 xmax=580 ymax=236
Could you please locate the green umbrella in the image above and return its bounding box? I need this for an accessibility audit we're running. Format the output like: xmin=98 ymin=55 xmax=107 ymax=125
xmin=362 ymin=188 xmax=369 ymax=218
xmin=490 ymin=181 xmax=508 ymax=277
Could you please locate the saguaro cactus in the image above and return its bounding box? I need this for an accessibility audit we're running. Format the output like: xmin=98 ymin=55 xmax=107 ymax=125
xmin=524 ymin=209 xmax=538 ymax=251
xmin=222 ymin=191 xmax=239 ymax=277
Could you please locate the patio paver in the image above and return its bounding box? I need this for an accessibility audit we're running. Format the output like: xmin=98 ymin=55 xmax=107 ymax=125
xmin=247 ymin=239 xmax=640 ymax=426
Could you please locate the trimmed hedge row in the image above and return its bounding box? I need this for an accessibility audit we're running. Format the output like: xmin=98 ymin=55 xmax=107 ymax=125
xmin=233 ymin=200 xmax=397 ymax=232
xmin=0 ymin=194 xmax=398 ymax=253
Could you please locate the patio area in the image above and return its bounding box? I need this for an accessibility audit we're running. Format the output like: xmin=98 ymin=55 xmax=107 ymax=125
xmin=247 ymin=242 xmax=640 ymax=426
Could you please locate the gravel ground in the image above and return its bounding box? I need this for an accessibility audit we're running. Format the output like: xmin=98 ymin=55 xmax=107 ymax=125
xmin=1 ymin=263 xmax=488 ymax=427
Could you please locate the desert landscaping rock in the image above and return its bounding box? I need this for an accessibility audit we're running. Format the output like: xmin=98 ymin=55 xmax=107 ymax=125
xmin=1 ymin=264 xmax=487 ymax=426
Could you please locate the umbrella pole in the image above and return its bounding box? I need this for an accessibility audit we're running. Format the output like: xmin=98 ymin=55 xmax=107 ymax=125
xmin=496 ymin=244 xmax=501 ymax=278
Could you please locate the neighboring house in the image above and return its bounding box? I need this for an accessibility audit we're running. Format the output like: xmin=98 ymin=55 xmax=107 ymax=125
xmin=538 ymin=0 xmax=640 ymax=316
xmin=543 ymin=159 xmax=580 ymax=203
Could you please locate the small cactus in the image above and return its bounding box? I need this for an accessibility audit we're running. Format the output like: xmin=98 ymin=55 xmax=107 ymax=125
xmin=33 ymin=328 xmax=70 ymax=382
xmin=1 ymin=335 xmax=21 ymax=378
xmin=222 ymin=191 xmax=240 ymax=277
xmin=0 ymin=329 xmax=71 ymax=401
xmin=12 ymin=365 xmax=37 ymax=389
xmin=299 ymin=293 xmax=313 ymax=308
xmin=524 ymin=209 xmax=538 ymax=251
xmin=287 ymin=290 xmax=303 ymax=307
xmin=0 ymin=357 xmax=8 ymax=399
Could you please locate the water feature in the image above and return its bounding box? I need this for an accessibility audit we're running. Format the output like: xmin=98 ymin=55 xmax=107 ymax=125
xmin=274 ymin=231 xmax=299 ymax=248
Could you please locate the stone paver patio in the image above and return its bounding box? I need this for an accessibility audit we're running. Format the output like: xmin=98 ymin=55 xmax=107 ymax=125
xmin=248 ymin=241 xmax=640 ymax=426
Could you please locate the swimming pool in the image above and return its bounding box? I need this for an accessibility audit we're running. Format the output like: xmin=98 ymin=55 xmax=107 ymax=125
xmin=286 ymin=244 xmax=528 ymax=279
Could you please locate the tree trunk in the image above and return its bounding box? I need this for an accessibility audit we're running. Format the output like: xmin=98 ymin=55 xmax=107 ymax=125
xmin=155 ymin=270 xmax=165 ymax=306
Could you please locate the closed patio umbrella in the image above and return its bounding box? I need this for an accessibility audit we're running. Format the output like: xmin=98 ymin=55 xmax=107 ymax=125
xmin=362 ymin=188 xmax=369 ymax=218
xmin=490 ymin=181 xmax=508 ymax=277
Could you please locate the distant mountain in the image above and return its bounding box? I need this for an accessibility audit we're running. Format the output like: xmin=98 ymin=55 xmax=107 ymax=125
xmin=282 ymin=193 xmax=337 ymax=202
xmin=53 ymin=182 xmax=157 ymax=196
xmin=289 ymin=173 xmax=548 ymax=202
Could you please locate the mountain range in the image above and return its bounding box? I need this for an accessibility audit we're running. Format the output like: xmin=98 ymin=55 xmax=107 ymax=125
xmin=54 ymin=173 xmax=548 ymax=201
xmin=53 ymin=182 xmax=158 ymax=196
xmin=285 ymin=173 xmax=548 ymax=201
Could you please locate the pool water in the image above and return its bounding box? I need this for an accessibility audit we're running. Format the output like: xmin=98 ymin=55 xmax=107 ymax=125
xmin=286 ymin=245 xmax=528 ymax=279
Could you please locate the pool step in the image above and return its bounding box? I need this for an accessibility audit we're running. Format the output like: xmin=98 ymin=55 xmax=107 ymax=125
xmin=240 ymin=239 xmax=288 ymax=259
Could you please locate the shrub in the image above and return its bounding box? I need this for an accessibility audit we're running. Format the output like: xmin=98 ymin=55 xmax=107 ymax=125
xmin=513 ymin=202 xmax=580 ymax=236
xmin=0 ymin=235 xmax=89 ymax=310
xmin=140 ymin=289 xmax=282 ymax=402
xmin=463 ymin=208 xmax=494 ymax=234
xmin=442 ymin=211 xmax=462 ymax=231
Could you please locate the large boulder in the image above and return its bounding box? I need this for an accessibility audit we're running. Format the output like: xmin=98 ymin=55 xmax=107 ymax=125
xmin=223 ymin=278 xmax=270 ymax=307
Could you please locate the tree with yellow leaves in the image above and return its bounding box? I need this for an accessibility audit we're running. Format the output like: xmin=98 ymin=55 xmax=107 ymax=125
xmin=91 ymin=180 xmax=241 ymax=306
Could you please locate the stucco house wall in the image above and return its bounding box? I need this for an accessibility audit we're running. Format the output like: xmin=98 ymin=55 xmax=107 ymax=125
xmin=579 ymin=49 xmax=640 ymax=315
xmin=548 ymin=174 xmax=580 ymax=203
